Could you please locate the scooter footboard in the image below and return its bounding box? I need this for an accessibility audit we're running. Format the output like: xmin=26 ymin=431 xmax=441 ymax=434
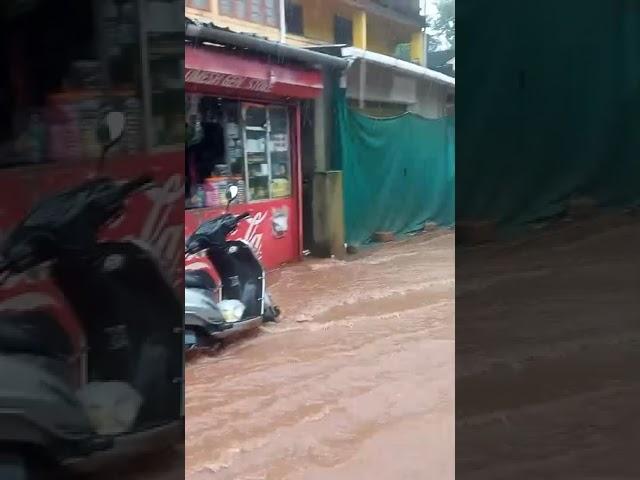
xmin=215 ymin=241 xmax=266 ymax=319
xmin=184 ymin=313 xmax=234 ymax=347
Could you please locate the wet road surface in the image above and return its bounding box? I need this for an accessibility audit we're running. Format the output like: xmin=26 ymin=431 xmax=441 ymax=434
xmin=456 ymin=214 xmax=640 ymax=479
xmin=186 ymin=231 xmax=454 ymax=480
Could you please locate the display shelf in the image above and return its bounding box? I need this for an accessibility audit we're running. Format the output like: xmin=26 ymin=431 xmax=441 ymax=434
xmin=241 ymin=103 xmax=294 ymax=202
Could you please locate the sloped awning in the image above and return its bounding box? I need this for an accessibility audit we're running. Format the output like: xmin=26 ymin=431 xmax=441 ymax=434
xmin=341 ymin=47 xmax=455 ymax=88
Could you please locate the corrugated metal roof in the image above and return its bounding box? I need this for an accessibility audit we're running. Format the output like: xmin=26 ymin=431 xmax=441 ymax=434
xmin=185 ymin=17 xmax=272 ymax=43
xmin=185 ymin=18 xmax=349 ymax=70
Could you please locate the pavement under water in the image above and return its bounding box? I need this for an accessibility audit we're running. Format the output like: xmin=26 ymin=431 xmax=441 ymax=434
xmin=185 ymin=231 xmax=455 ymax=480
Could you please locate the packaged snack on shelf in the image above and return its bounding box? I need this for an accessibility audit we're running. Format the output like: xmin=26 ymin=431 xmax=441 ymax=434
xmin=204 ymin=179 xmax=219 ymax=208
xmin=203 ymin=177 xmax=223 ymax=208
xmin=271 ymin=178 xmax=291 ymax=198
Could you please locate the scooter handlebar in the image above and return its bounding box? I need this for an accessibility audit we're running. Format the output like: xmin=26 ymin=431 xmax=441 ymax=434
xmin=236 ymin=212 xmax=251 ymax=221
xmin=119 ymin=176 xmax=154 ymax=198
xmin=0 ymin=176 xmax=157 ymax=283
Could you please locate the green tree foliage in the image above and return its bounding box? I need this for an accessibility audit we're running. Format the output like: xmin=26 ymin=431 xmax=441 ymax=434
xmin=427 ymin=0 xmax=455 ymax=51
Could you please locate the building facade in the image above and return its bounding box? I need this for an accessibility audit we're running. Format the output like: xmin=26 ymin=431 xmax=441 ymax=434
xmin=186 ymin=0 xmax=454 ymax=119
xmin=185 ymin=1 xmax=454 ymax=261
xmin=186 ymin=0 xmax=427 ymax=66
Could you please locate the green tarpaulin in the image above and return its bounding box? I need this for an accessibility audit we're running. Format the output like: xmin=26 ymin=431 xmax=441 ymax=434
xmin=334 ymin=88 xmax=455 ymax=246
xmin=457 ymin=1 xmax=640 ymax=228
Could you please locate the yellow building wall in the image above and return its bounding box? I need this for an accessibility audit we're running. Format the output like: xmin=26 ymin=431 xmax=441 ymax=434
xmin=299 ymin=0 xmax=334 ymax=43
xmin=186 ymin=0 xmax=423 ymax=60
xmin=187 ymin=2 xmax=320 ymax=47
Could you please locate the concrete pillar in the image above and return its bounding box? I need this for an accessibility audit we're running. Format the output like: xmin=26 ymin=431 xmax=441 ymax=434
xmin=303 ymin=69 xmax=345 ymax=258
xmin=353 ymin=10 xmax=367 ymax=50
xmin=313 ymin=93 xmax=328 ymax=172
xmin=312 ymin=171 xmax=346 ymax=258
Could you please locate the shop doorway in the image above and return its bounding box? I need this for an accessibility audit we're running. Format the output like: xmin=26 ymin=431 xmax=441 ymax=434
xmin=186 ymin=97 xmax=242 ymax=206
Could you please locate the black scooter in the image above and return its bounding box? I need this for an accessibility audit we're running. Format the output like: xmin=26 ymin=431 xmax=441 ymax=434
xmin=184 ymin=186 xmax=280 ymax=350
xmin=0 ymin=111 xmax=183 ymax=478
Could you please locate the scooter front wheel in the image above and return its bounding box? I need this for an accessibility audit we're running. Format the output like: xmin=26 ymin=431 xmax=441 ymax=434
xmin=263 ymin=293 xmax=281 ymax=323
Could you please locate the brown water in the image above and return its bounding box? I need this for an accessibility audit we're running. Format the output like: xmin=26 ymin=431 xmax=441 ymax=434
xmin=185 ymin=231 xmax=454 ymax=480
xmin=456 ymin=214 xmax=640 ymax=478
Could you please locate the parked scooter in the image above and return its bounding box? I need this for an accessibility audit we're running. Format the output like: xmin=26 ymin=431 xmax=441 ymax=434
xmin=0 ymin=111 xmax=183 ymax=478
xmin=184 ymin=185 xmax=280 ymax=350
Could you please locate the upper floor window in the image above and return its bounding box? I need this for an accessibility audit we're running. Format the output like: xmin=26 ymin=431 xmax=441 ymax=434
xmin=219 ymin=0 xmax=279 ymax=27
xmin=285 ymin=1 xmax=304 ymax=36
xmin=188 ymin=0 xmax=211 ymax=10
xmin=334 ymin=15 xmax=353 ymax=45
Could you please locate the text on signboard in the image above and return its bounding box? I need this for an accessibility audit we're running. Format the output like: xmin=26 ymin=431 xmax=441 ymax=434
xmin=185 ymin=69 xmax=272 ymax=93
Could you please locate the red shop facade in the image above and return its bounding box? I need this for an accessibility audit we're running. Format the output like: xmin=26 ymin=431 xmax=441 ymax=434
xmin=185 ymin=45 xmax=323 ymax=270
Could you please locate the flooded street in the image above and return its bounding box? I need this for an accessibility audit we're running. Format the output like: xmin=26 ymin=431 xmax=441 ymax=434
xmin=185 ymin=231 xmax=454 ymax=480
xmin=456 ymin=214 xmax=640 ymax=478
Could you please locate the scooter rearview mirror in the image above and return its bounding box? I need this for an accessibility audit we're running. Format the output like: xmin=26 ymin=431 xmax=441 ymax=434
xmin=96 ymin=110 xmax=126 ymax=173
xmin=97 ymin=111 xmax=125 ymax=145
xmin=226 ymin=185 xmax=239 ymax=202
xmin=225 ymin=184 xmax=239 ymax=212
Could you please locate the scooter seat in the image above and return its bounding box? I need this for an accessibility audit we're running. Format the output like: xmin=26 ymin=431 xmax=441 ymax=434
xmin=0 ymin=310 xmax=73 ymax=358
xmin=185 ymin=269 xmax=217 ymax=291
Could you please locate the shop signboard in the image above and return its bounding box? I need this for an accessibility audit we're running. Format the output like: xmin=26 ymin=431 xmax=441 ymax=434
xmin=185 ymin=46 xmax=323 ymax=99
xmin=185 ymin=69 xmax=273 ymax=93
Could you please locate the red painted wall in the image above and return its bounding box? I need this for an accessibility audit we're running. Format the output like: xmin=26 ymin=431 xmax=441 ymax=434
xmin=185 ymin=196 xmax=300 ymax=274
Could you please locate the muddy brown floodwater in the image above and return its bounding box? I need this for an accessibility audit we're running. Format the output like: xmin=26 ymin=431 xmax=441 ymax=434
xmin=185 ymin=231 xmax=454 ymax=480
xmin=456 ymin=214 xmax=640 ymax=479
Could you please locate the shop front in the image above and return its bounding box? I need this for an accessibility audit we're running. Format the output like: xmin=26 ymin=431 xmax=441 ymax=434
xmin=185 ymin=45 xmax=323 ymax=269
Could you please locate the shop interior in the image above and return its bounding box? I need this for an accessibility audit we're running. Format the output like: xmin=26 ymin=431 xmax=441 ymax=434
xmin=0 ymin=0 xmax=183 ymax=169
xmin=0 ymin=0 xmax=140 ymax=168
xmin=186 ymin=94 xmax=293 ymax=209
